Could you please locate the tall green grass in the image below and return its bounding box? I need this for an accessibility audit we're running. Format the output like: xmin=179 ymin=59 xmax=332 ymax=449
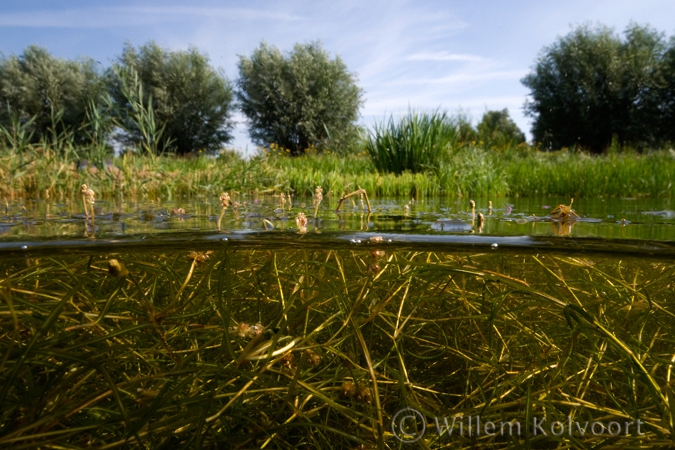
xmin=502 ymin=147 xmax=675 ymax=197
xmin=1 ymin=247 xmax=673 ymax=447
xmin=2 ymin=136 xmax=675 ymax=200
xmin=366 ymin=109 xmax=466 ymax=175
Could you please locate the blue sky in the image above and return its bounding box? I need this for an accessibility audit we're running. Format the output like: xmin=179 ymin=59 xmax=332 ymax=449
xmin=2 ymin=0 xmax=675 ymax=154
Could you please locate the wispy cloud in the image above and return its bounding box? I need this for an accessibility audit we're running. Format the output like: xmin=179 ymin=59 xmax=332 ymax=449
xmin=407 ymin=51 xmax=484 ymax=62
xmin=0 ymin=7 xmax=303 ymax=28
xmin=117 ymin=6 xmax=305 ymax=22
xmin=386 ymin=69 xmax=528 ymax=87
xmin=362 ymin=91 xmax=527 ymax=117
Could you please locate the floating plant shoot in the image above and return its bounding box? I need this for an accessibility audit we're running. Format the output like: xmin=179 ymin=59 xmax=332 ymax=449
xmin=549 ymin=198 xmax=580 ymax=222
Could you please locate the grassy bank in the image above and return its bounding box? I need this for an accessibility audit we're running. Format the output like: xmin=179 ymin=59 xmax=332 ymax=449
xmin=2 ymin=144 xmax=675 ymax=200
xmin=1 ymin=246 xmax=673 ymax=447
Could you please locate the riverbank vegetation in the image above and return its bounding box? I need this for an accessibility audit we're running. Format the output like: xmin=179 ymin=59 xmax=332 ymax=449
xmin=2 ymin=24 xmax=675 ymax=201
xmin=2 ymin=140 xmax=674 ymax=200
xmin=3 ymin=23 xmax=675 ymax=161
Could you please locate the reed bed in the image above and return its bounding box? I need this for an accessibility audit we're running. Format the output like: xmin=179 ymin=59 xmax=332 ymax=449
xmin=2 ymin=143 xmax=675 ymax=200
xmin=1 ymin=245 xmax=674 ymax=448
xmin=366 ymin=109 xmax=465 ymax=175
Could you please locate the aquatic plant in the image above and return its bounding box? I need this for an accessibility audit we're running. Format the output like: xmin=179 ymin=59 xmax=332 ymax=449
xmin=295 ymin=211 xmax=308 ymax=233
xmin=334 ymin=186 xmax=372 ymax=213
xmin=217 ymin=192 xmax=230 ymax=230
xmin=80 ymin=183 xmax=96 ymax=225
xmin=313 ymin=185 xmax=323 ymax=218
xmin=476 ymin=211 xmax=485 ymax=232
xmin=0 ymin=246 xmax=673 ymax=447
xmin=549 ymin=198 xmax=580 ymax=221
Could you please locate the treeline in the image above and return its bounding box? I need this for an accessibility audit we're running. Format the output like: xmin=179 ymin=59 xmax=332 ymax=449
xmin=1 ymin=22 xmax=674 ymax=159
xmin=0 ymin=39 xmax=532 ymax=160
xmin=0 ymin=41 xmax=365 ymax=157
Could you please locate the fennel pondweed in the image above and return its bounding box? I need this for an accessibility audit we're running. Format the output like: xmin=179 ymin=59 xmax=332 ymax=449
xmin=0 ymin=246 xmax=673 ymax=448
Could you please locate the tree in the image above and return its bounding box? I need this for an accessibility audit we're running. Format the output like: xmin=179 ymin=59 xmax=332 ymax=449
xmin=476 ymin=109 xmax=525 ymax=148
xmin=237 ymin=41 xmax=364 ymax=156
xmin=108 ymin=41 xmax=235 ymax=155
xmin=617 ymin=25 xmax=667 ymax=147
xmin=660 ymin=37 xmax=675 ymax=144
xmin=522 ymin=23 xmax=668 ymax=152
xmin=0 ymin=46 xmax=107 ymax=146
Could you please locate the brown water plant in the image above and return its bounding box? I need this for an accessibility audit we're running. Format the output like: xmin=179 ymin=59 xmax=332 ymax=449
xmin=217 ymin=192 xmax=230 ymax=231
xmin=549 ymin=197 xmax=580 ymax=222
xmin=313 ymin=185 xmax=323 ymax=219
xmin=334 ymin=186 xmax=372 ymax=213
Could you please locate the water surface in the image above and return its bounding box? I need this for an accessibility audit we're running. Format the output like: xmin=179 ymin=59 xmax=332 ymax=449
xmin=1 ymin=196 xmax=674 ymax=242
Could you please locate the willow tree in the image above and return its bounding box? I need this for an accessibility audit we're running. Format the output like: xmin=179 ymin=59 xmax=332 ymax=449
xmin=0 ymin=46 xmax=107 ymax=146
xmin=522 ymin=23 xmax=668 ymax=152
xmin=237 ymin=41 xmax=364 ymax=155
xmin=476 ymin=109 xmax=526 ymax=148
xmin=107 ymin=41 xmax=235 ymax=155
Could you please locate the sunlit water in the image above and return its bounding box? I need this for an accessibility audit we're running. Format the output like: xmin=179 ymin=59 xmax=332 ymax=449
xmin=1 ymin=196 xmax=674 ymax=256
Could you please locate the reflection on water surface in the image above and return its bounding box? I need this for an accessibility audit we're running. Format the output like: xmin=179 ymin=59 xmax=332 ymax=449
xmin=1 ymin=196 xmax=674 ymax=243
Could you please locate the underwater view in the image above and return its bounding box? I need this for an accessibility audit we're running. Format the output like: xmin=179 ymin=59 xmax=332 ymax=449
xmin=1 ymin=195 xmax=675 ymax=448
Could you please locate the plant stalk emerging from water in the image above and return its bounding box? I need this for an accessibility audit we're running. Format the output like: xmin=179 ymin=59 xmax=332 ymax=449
xmin=217 ymin=192 xmax=230 ymax=231
xmin=334 ymin=186 xmax=372 ymax=213
xmin=80 ymin=184 xmax=96 ymax=226
xmin=313 ymin=186 xmax=323 ymax=219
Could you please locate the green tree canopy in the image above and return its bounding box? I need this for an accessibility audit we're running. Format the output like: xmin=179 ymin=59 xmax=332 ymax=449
xmin=661 ymin=37 xmax=675 ymax=143
xmin=108 ymin=41 xmax=235 ymax=155
xmin=522 ymin=23 xmax=669 ymax=152
xmin=0 ymin=45 xmax=107 ymax=145
xmin=237 ymin=41 xmax=364 ymax=156
xmin=476 ymin=109 xmax=526 ymax=148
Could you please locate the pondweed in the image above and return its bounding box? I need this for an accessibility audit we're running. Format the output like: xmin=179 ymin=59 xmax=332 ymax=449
xmin=0 ymin=245 xmax=673 ymax=448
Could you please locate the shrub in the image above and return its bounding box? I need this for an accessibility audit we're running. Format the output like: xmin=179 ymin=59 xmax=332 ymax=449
xmin=237 ymin=41 xmax=364 ymax=156
xmin=476 ymin=109 xmax=526 ymax=149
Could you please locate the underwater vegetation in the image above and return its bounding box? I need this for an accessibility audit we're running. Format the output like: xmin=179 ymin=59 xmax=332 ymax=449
xmin=1 ymin=243 xmax=674 ymax=448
